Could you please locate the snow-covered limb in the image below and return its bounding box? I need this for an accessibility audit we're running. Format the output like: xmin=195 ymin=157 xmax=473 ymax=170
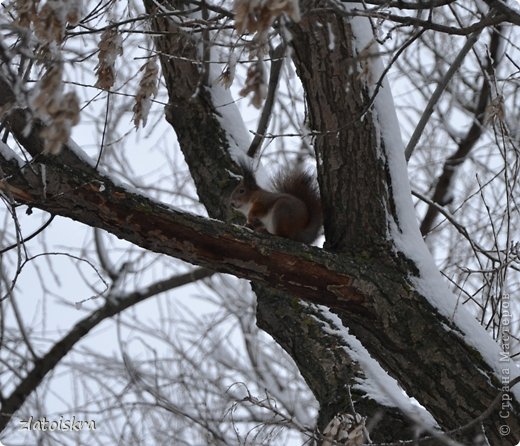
xmin=347 ymin=3 xmax=520 ymax=405
xmin=286 ymin=4 xmax=520 ymax=442
xmin=316 ymin=306 xmax=439 ymax=431
xmin=208 ymin=64 xmax=251 ymax=158
xmin=0 ymin=141 xmax=24 ymax=168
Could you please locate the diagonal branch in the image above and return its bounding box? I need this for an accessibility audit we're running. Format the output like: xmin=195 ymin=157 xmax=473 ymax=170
xmin=0 ymin=150 xmax=370 ymax=314
xmin=247 ymin=44 xmax=286 ymax=158
xmin=404 ymin=29 xmax=483 ymax=161
xmin=0 ymin=267 xmax=213 ymax=431
xmin=343 ymin=8 xmax=505 ymax=36
xmin=420 ymin=26 xmax=503 ymax=236
xmin=481 ymin=0 xmax=520 ymax=26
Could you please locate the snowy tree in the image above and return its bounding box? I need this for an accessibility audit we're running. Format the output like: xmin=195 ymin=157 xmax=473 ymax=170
xmin=0 ymin=0 xmax=519 ymax=445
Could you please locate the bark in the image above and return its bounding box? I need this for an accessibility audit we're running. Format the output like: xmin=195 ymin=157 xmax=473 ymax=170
xmin=147 ymin=5 xmax=237 ymax=220
xmin=284 ymin=6 xmax=520 ymax=443
xmin=291 ymin=9 xmax=392 ymax=253
xmin=0 ymin=150 xmax=367 ymax=310
xmin=254 ymin=288 xmax=417 ymax=438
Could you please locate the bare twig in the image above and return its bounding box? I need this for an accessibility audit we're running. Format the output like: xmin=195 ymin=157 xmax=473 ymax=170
xmin=419 ymin=26 xmax=503 ymax=234
xmin=0 ymin=267 xmax=213 ymax=431
xmin=247 ymin=43 xmax=286 ymax=158
xmin=405 ymin=28 xmax=483 ymax=161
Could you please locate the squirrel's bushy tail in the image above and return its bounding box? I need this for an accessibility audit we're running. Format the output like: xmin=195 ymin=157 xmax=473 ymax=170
xmin=272 ymin=168 xmax=323 ymax=243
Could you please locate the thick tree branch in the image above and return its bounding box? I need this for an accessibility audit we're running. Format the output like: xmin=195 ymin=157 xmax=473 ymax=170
xmin=481 ymin=0 xmax=520 ymax=26
xmin=288 ymin=5 xmax=520 ymax=443
xmin=290 ymin=10 xmax=392 ymax=252
xmin=0 ymin=152 xmax=370 ymax=315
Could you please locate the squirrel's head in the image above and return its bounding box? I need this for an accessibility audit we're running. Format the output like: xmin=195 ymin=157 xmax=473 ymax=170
xmin=230 ymin=161 xmax=258 ymax=211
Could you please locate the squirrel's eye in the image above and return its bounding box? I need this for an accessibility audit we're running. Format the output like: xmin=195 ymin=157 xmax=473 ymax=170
xmin=239 ymin=188 xmax=245 ymax=193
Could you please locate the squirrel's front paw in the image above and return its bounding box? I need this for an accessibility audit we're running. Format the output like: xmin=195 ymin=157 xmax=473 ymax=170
xmin=246 ymin=220 xmax=266 ymax=232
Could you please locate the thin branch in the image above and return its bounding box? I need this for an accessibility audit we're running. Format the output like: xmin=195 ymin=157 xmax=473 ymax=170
xmin=341 ymin=8 xmax=505 ymax=36
xmin=404 ymin=29 xmax=483 ymax=160
xmin=0 ymin=149 xmax=369 ymax=311
xmin=95 ymin=91 xmax=111 ymax=169
xmin=0 ymin=215 xmax=54 ymax=255
xmin=340 ymin=0 xmax=457 ymax=9
xmin=412 ymin=190 xmax=503 ymax=264
xmin=419 ymin=25 xmax=503 ymax=234
xmin=0 ymin=267 xmax=213 ymax=431
xmin=247 ymin=44 xmax=286 ymax=158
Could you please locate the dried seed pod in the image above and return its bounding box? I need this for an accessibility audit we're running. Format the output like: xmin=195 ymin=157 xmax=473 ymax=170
xmin=133 ymin=57 xmax=159 ymax=128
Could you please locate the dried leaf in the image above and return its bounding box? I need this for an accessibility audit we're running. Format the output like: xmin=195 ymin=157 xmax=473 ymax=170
xmin=31 ymin=64 xmax=80 ymax=154
xmin=322 ymin=413 xmax=369 ymax=446
xmin=485 ymin=94 xmax=505 ymax=125
xmin=40 ymin=92 xmax=80 ymax=154
xmin=133 ymin=57 xmax=159 ymax=128
xmin=95 ymin=28 xmax=123 ymax=90
xmin=66 ymin=1 xmax=82 ymax=26
xmin=239 ymin=60 xmax=267 ymax=108
xmin=217 ymin=53 xmax=237 ymax=89
xmin=233 ymin=0 xmax=300 ymax=35
xmin=32 ymin=64 xmax=64 ymax=113
xmin=14 ymin=0 xmax=39 ymax=28
xmin=34 ymin=1 xmax=66 ymax=43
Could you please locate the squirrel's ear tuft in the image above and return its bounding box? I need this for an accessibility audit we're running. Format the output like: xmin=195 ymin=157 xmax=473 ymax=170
xmin=237 ymin=159 xmax=258 ymax=189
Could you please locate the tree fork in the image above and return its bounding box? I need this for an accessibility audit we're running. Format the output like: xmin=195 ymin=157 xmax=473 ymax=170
xmin=143 ymin=0 xmax=418 ymax=440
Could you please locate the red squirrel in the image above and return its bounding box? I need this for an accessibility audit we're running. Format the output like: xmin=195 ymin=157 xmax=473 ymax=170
xmin=230 ymin=162 xmax=322 ymax=243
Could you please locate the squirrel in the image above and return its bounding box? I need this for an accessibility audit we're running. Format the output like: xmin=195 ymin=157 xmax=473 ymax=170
xmin=230 ymin=161 xmax=322 ymax=243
